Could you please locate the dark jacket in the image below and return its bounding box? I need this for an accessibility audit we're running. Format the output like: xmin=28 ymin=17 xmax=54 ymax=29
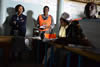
xmin=10 ymin=14 xmax=27 ymax=36
xmin=66 ymin=23 xmax=85 ymax=44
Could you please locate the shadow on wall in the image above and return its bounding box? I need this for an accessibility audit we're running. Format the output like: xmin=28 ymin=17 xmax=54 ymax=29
xmin=26 ymin=10 xmax=37 ymax=37
xmin=78 ymin=12 xmax=85 ymax=18
xmin=3 ymin=7 xmax=16 ymax=36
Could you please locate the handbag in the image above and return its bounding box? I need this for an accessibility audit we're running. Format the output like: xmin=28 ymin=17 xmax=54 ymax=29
xmin=44 ymin=29 xmax=56 ymax=39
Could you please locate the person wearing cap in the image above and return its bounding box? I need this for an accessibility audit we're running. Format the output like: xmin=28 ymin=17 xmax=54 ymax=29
xmin=53 ymin=13 xmax=71 ymax=67
xmin=37 ymin=6 xmax=55 ymax=40
xmin=59 ymin=12 xmax=70 ymax=38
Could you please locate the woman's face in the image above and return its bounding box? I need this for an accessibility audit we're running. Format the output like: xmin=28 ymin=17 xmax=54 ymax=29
xmin=44 ymin=7 xmax=49 ymax=15
xmin=60 ymin=19 xmax=67 ymax=26
xmin=18 ymin=6 xmax=23 ymax=14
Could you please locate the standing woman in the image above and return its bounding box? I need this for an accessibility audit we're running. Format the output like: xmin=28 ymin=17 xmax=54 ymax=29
xmin=37 ymin=6 xmax=55 ymax=40
xmin=10 ymin=4 xmax=27 ymax=37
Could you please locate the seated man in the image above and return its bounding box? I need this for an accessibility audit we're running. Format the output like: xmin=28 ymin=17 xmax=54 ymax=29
xmin=84 ymin=2 xmax=97 ymax=19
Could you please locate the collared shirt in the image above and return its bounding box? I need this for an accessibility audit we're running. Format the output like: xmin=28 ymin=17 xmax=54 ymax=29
xmin=59 ymin=25 xmax=68 ymax=37
xmin=10 ymin=14 xmax=27 ymax=32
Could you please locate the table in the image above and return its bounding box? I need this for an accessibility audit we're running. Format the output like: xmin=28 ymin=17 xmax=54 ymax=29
xmin=49 ymin=42 xmax=100 ymax=62
xmin=0 ymin=36 xmax=13 ymax=67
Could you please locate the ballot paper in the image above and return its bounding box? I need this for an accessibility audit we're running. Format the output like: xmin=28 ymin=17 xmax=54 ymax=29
xmin=40 ymin=25 xmax=46 ymax=29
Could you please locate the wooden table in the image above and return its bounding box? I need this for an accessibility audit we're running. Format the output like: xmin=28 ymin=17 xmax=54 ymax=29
xmin=64 ymin=46 xmax=100 ymax=62
xmin=49 ymin=42 xmax=100 ymax=62
xmin=0 ymin=36 xmax=13 ymax=67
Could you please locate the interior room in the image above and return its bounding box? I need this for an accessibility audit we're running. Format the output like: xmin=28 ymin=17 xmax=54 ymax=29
xmin=0 ymin=0 xmax=100 ymax=67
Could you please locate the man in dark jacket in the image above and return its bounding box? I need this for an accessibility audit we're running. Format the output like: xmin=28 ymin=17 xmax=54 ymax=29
xmin=66 ymin=20 xmax=85 ymax=45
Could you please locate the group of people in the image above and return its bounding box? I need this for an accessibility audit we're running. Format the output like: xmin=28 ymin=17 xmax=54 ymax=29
xmin=7 ymin=2 xmax=99 ymax=65
xmin=9 ymin=4 xmax=55 ymax=40
xmin=10 ymin=4 xmax=26 ymax=36
xmin=9 ymin=2 xmax=98 ymax=39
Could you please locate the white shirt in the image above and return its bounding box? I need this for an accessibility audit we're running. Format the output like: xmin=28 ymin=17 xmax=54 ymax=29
xmin=59 ymin=25 xmax=68 ymax=37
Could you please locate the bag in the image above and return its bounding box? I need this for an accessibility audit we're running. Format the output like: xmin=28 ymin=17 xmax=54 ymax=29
xmin=44 ymin=33 xmax=56 ymax=39
xmin=44 ymin=29 xmax=56 ymax=39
